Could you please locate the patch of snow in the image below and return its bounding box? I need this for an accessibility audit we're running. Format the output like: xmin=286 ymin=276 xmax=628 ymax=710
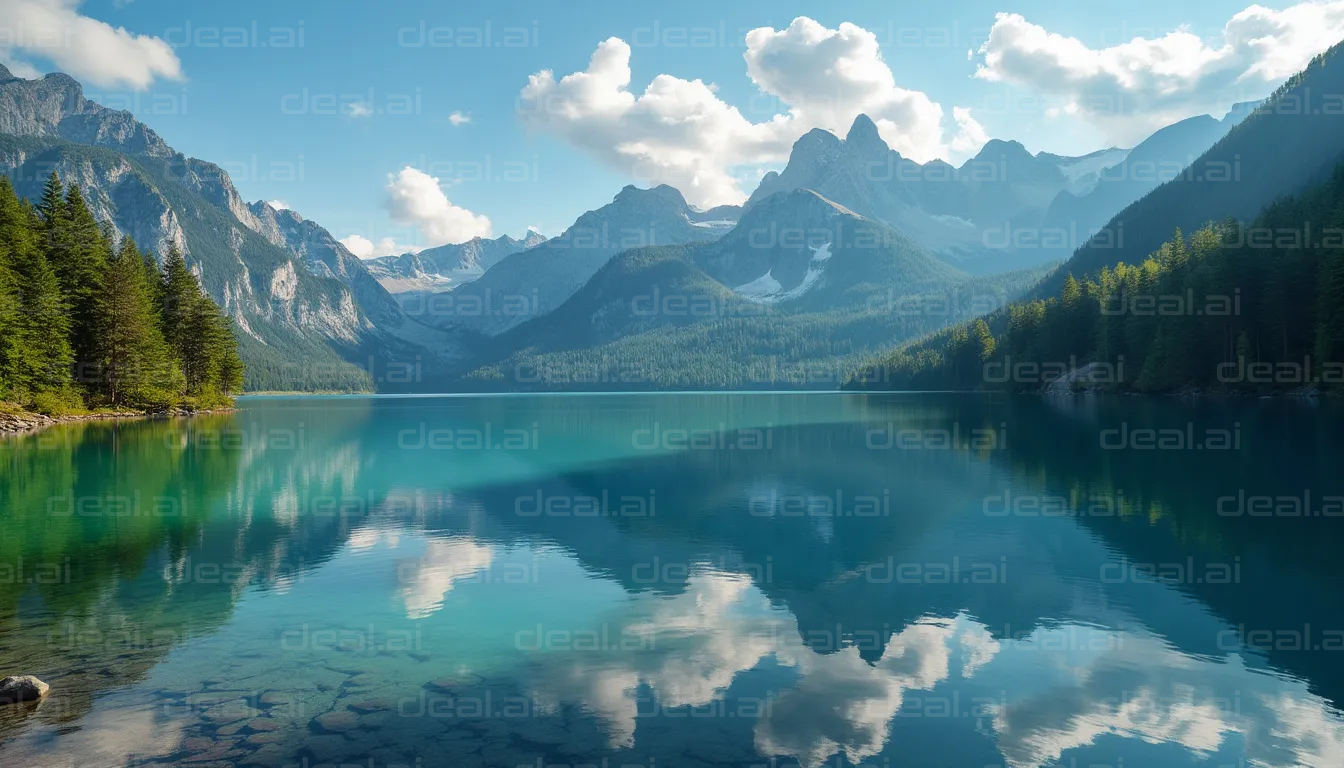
xmin=733 ymin=242 xmax=832 ymax=304
xmin=1054 ymin=148 xmax=1130 ymax=194
xmin=690 ymin=218 xmax=736 ymax=229
xmin=928 ymin=213 xmax=977 ymax=229
xmin=734 ymin=270 xmax=784 ymax=300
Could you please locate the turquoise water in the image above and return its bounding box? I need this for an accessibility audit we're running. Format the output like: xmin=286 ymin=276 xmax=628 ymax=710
xmin=1 ymin=393 xmax=1344 ymax=767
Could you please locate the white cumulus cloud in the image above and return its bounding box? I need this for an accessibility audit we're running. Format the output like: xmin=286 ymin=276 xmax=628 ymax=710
xmin=448 ymin=110 xmax=471 ymax=126
xmin=384 ymin=166 xmax=492 ymax=246
xmin=265 ymin=200 xmax=290 ymax=211
xmin=339 ymin=234 xmax=405 ymax=259
xmin=0 ymin=0 xmax=182 ymax=89
xmin=974 ymin=3 xmax=1344 ymax=142
xmin=518 ymin=17 xmax=990 ymax=208
xmin=344 ymin=101 xmax=373 ymax=118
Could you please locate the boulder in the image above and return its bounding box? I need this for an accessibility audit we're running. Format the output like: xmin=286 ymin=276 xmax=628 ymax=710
xmin=0 ymin=675 xmax=49 ymax=705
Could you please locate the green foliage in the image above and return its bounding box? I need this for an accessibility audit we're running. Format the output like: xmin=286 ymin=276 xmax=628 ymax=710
xmin=159 ymin=246 xmax=244 ymax=399
xmin=0 ymin=175 xmax=244 ymax=412
xmin=95 ymin=237 xmax=182 ymax=407
xmin=0 ymin=134 xmax=374 ymax=394
xmin=851 ymin=164 xmax=1344 ymax=395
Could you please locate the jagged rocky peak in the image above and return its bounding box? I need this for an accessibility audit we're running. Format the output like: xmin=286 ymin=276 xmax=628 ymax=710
xmin=844 ymin=113 xmax=889 ymax=158
xmin=970 ymin=138 xmax=1034 ymax=163
xmin=613 ymin=183 xmax=689 ymax=209
xmin=964 ymin=138 xmax=1064 ymax=183
xmin=0 ymin=68 xmax=173 ymax=157
xmin=736 ymin=187 xmax=862 ymax=233
xmin=795 ymin=126 xmax=842 ymax=153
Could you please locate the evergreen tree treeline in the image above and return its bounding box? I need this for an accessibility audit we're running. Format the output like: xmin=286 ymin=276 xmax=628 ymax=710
xmin=851 ymin=164 xmax=1344 ymax=394
xmin=0 ymin=173 xmax=243 ymax=413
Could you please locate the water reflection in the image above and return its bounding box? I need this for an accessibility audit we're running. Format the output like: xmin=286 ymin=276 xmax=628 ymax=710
xmin=0 ymin=394 xmax=1341 ymax=767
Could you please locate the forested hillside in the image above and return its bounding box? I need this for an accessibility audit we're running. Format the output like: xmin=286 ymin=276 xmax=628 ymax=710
xmin=849 ymin=165 xmax=1344 ymax=394
xmin=0 ymin=174 xmax=242 ymax=414
xmin=1034 ymin=41 xmax=1344 ymax=298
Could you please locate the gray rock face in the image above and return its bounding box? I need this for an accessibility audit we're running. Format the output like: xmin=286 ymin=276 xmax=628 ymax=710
xmin=0 ymin=68 xmax=477 ymax=387
xmin=364 ymin=230 xmax=546 ymax=295
xmin=0 ymin=675 xmax=50 ymax=705
xmin=0 ymin=72 xmax=171 ymax=157
xmin=0 ymin=149 xmax=189 ymax=259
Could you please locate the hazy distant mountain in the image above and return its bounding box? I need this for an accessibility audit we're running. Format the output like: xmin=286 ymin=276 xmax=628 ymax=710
xmin=1047 ymin=48 xmax=1344 ymax=293
xmin=844 ymin=41 xmax=1344 ymax=392
xmin=1034 ymin=110 xmax=1248 ymax=259
xmin=364 ymin=230 xmax=546 ymax=296
xmin=695 ymin=187 xmax=962 ymax=313
xmin=428 ymin=184 xmax=739 ymax=336
xmin=455 ymin=188 xmax=1048 ymax=391
xmin=1036 ymin=147 xmax=1130 ymax=195
xmin=0 ymin=66 xmax=461 ymax=390
xmin=744 ymin=115 xmax=1086 ymax=272
xmin=502 ymin=187 xmax=961 ymax=349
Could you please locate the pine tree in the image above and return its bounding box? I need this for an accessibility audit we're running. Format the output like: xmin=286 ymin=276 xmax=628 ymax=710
xmin=95 ymin=238 xmax=180 ymax=407
xmin=0 ymin=241 xmax=19 ymax=398
xmin=0 ymin=181 xmax=74 ymax=401
xmin=157 ymin=245 xmax=241 ymax=397
xmin=142 ymin=249 xmax=165 ymax=310
xmin=159 ymin=246 xmax=196 ymax=339
xmin=57 ymin=184 xmax=110 ymax=378
xmin=35 ymin=172 xmax=70 ymax=258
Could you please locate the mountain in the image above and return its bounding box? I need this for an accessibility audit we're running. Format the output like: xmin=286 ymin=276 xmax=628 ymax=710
xmin=846 ymin=41 xmax=1344 ymax=392
xmin=849 ymin=163 xmax=1344 ymax=395
xmin=1044 ymin=43 xmax=1344 ymax=294
xmin=1038 ymin=147 xmax=1131 ymax=195
xmin=694 ymin=188 xmax=962 ymax=313
xmin=448 ymin=189 xmax=1057 ymax=391
xmin=428 ymin=184 xmax=738 ymax=336
xmin=744 ymin=115 xmax=1084 ymax=272
xmin=364 ymin=230 xmax=546 ymax=297
xmin=494 ymin=188 xmax=957 ymax=350
xmin=1034 ymin=113 xmax=1239 ymax=260
xmin=0 ymin=68 xmax=459 ymax=391
xmin=746 ymin=108 xmax=1276 ymax=275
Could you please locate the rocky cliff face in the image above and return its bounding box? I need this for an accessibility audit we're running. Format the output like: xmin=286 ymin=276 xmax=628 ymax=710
xmin=0 ymin=66 xmax=172 ymax=157
xmin=0 ymin=68 xmax=463 ymax=389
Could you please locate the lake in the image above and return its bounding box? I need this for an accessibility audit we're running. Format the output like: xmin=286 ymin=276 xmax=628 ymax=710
xmin=1 ymin=393 xmax=1343 ymax=767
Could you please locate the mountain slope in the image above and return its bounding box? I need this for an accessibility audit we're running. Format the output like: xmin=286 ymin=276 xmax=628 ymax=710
xmin=846 ymin=42 xmax=1344 ymax=391
xmin=745 ymin=115 xmax=1078 ymax=272
xmin=0 ymin=68 xmax=459 ymax=390
xmin=1035 ymin=114 xmax=1237 ymax=259
xmin=430 ymin=184 xmax=738 ymax=336
xmin=1047 ymin=43 xmax=1344 ymax=293
xmin=364 ymin=230 xmax=546 ymax=296
xmin=849 ymin=164 xmax=1344 ymax=394
xmin=449 ymin=189 xmax=1043 ymax=391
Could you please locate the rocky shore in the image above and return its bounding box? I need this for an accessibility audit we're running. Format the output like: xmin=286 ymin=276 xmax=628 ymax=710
xmin=0 ymin=405 xmax=236 ymax=436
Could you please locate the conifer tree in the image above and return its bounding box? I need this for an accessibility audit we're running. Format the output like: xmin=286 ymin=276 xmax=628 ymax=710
xmin=0 ymin=241 xmax=19 ymax=398
xmin=95 ymin=238 xmax=180 ymax=406
xmin=57 ymin=184 xmax=110 ymax=378
xmin=0 ymin=181 xmax=73 ymax=398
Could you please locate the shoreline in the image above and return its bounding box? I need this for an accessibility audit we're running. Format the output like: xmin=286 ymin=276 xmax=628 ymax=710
xmin=0 ymin=405 xmax=238 ymax=436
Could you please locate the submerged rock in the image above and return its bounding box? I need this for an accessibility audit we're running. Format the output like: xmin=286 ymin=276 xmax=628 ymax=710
xmin=0 ymin=675 xmax=49 ymax=705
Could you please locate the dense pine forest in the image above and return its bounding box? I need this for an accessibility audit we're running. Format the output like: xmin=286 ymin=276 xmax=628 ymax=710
xmin=0 ymin=173 xmax=242 ymax=415
xmin=849 ymin=164 xmax=1344 ymax=394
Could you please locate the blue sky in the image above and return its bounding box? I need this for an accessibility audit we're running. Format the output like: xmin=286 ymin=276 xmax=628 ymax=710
xmin=5 ymin=0 xmax=1334 ymax=255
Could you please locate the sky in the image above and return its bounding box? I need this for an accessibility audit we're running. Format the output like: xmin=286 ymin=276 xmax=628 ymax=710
xmin=3 ymin=0 xmax=1342 ymax=257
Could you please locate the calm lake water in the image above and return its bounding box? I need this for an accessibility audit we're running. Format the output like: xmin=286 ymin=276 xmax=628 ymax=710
xmin=2 ymin=393 xmax=1344 ymax=767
